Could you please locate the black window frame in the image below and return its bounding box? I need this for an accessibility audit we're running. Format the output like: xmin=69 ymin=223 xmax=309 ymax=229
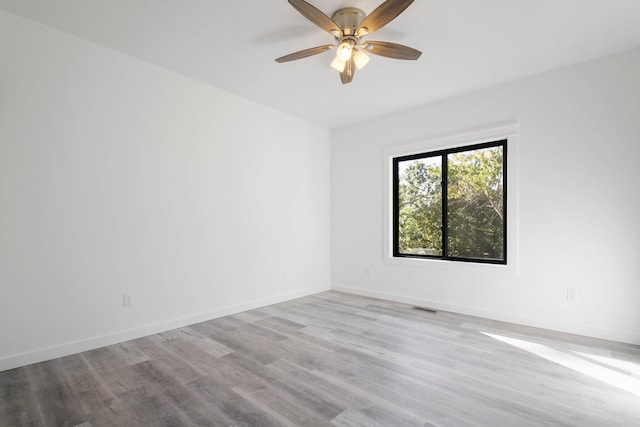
xmin=392 ymin=139 xmax=507 ymax=265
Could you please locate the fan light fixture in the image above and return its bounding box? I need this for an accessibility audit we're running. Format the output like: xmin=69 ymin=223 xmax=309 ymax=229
xmin=337 ymin=40 xmax=354 ymax=61
xmin=330 ymin=56 xmax=346 ymax=72
xmin=353 ymin=49 xmax=370 ymax=69
xmin=275 ymin=0 xmax=422 ymax=84
xmin=331 ymin=37 xmax=369 ymax=72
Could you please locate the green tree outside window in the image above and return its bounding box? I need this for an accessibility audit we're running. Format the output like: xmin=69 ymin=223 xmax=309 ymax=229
xmin=394 ymin=141 xmax=506 ymax=263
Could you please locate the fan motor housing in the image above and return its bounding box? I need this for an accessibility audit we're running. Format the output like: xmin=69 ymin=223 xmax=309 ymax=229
xmin=331 ymin=7 xmax=366 ymax=34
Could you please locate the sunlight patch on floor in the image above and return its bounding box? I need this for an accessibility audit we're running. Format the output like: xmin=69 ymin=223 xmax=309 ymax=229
xmin=573 ymin=351 xmax=640 ymax=377
xmin=482 ymin=332 xmax=640 ymax=398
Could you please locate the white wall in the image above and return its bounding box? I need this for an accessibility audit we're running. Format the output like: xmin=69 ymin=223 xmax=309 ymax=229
xmin=331 ymin=48 xmax=640 ymax=344
xmin=0 ymin=11 xmax=331 ymax=371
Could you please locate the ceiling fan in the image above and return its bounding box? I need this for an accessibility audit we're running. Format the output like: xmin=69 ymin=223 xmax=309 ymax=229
xmin=276 ymin=0 xmax=422 ymax=84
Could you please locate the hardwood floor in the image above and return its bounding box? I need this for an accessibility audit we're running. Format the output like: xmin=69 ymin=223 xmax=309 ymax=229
xmin=1 ymin=291 xmax=639 ymax=426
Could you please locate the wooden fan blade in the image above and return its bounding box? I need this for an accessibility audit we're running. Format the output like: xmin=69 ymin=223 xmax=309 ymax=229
xmin=357 ymin=0 xmax=414 ymax=35
xmin=275 ymin=44 xmax=334 ymax=63
xmin=288 ymin=0 xmax=340 ymax=35
xmin=340 ymin=56 xmax=355 ymax=84
xmin=365 ymin=41 xmax=422 ymax=60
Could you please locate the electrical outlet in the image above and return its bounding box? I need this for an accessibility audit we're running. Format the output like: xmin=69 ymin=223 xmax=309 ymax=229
xmin=281 ymin=271 xmax=288 ymax=280
xmin=566 ymin=288 xmax=576 ymax=302
xmin=122 ymin=294 xmax=133 ymax=307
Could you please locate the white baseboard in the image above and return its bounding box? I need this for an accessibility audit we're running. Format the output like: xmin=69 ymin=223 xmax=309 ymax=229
xmin=0 ymin=284 xmax=330 ymax=372
xmin=332 ymin=284 xmax=640 ymax=345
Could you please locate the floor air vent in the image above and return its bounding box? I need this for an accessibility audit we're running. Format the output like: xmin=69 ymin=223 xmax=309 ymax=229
xmin=413 ymin=306 xmax=437 ymax=313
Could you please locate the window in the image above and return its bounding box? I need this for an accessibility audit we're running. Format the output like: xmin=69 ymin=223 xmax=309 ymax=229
xmin=392 ymin=140 xmax=507 ymax=264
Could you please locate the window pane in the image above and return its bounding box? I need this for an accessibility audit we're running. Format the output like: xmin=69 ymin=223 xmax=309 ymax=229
xmin=446 ymin=146 xmax=504 ymax=261
xmin=397 ymin=156 xmax=442 ymax=256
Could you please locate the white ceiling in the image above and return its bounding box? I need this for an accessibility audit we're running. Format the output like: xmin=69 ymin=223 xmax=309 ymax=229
xmin=2 ymin=0 xmax=640 ymax=128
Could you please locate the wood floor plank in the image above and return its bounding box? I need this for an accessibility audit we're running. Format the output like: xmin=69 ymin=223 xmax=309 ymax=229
xmin=1 ymin=291 xmax=639 ymax=426
xmin=230 ymin=383 xmax=331 ymax=426
xmin=25 ymin=360 xmax=86 ymax=426
xmin=185 ymin=373 xmax=284 ymax=427
xmin=0 ymin=366 xmax=42 ymax=426
xmin=331 ymin=408 xmax=387 ymax=427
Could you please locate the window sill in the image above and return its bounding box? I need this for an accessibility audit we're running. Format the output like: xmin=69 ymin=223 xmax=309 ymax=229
xmin=384 ymin=255 xmax=515 ymax=273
